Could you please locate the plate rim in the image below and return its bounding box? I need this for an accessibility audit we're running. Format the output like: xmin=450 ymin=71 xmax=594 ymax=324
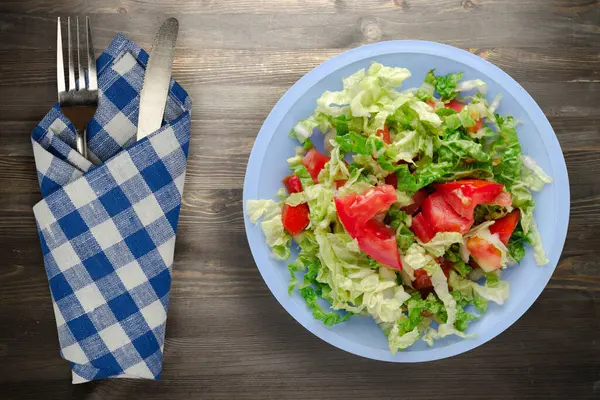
xmin=242 ymin=40 xmax=570 ymax=362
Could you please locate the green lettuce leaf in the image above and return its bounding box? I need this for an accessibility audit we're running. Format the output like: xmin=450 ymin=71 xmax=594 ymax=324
xmin=320 ymin=144 xmax=350 ymax=186
xmin=300 ymin=286 xmax=351 ymax=326
xmin=437 ymin=131 xmax=490 ymax=164
xmin=420 ymin=232 xmax=464 ymax=257
xmin=491 ymin=115 xmax=522 ymax=188
xmin=521 ymin=155 xmax=553 ymax=191
xmin=246 ymin=199 xmax=292 ymax=260
xmin=529 ymin=220 xmax=549 ymax=265
xmin=304 ymin=184 xmax=337 ymax=230
xmin=394 ymin=164 xmax=418 ymax=194
xmin=290 ymin=112 xmax=332 ymax=143
xmin=313 ymin=62 xmax=411 ymax=122
xmin=388 ymin=209 xmax=415 ymax=251
xmin=443 ymin=107 xmax=476 ymax=131
xmin=335 ymin=131 xmax=369 ymax=154
xmin=313 ymin=231 xmax=412 ymax=323
xmin=456 ymin=79 xmax=487 ymax=94
xmin=449 ymin=271 xmax=510 ymax=305
xmin=387 ymin=325 xmax=420 ymax=353
xmin=433 ymin=71 xmax=464 ymax=100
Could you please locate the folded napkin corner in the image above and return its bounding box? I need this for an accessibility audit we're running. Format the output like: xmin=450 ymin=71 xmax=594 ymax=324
xmin=31 ymin=34 xmax=191 ymax=384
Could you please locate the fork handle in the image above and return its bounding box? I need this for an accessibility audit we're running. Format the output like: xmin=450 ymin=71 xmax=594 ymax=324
xmin=76 ymin=128 xmax=87 ymax=159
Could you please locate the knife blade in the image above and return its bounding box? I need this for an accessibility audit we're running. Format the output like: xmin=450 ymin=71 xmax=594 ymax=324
xmin=137 ymin=18 xmax=179 ymax=140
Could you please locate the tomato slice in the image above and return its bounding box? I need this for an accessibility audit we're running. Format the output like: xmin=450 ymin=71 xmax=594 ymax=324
xmin=335 ymin=185 xmax=397 ymax=237
xmin=376 ymin=125 xmax=391 ymax=144
xmin=334 ymin=180 xmax=347 ymax=189
xmin=412 ymin=259 xmax=452 ymax=291
xmin=281 ymin=203 xmax=310 ymax=235
xmin=384 ymin=173 xmax=398 ymax=188
xmin=413 ymin=268 xmax=432 ymax=289
xmin=302 ymin=148 xmax=330 ymax=183
xmin=421 ymin=192 xmax=474 ymax=234
xmin=356 ymin=219 xmax=402 ymax=270
xmin=282 ymin=174 xmax=303 ymax=194
xmin=446 ymin=100 xmax=465 ymax=113
xmin=401 ymin=188 xmax=429 ymax=216
xmin=468 ymin=118 xmax=483 ymax=134
xmin=410 ymin=213 xmax=436 ymax=242
xmin=466 ymin=236 xmax=502 ymax=272
xmin=435 ymin=180 xmax=504 ymax=219
xmin=441 ymin=260 xmax=453 ymax=278
xmin=490 ymin=209 xmax=520 ymax=245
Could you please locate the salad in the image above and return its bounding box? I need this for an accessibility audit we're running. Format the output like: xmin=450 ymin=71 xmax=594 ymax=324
xmin=247 ymin=63 xmax=552 ymax=352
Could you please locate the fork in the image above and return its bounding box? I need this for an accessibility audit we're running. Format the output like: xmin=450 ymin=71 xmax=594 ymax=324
xmin=57 ymin=16 xmax=98 ymax=160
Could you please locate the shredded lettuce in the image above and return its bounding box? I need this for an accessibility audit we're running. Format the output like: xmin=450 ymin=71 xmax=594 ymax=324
xmin=420 ymin=232 xmax=464 ymax=258
xmin=246 ymin=200 xmax=292 ymax=260
xmin=312 ymin=231 xmax=412 ymax=323
xmin=428 ymin=70 xmax=464 ymax=100
xmin=449 ymin=271 xmax=510 ymax=305
xmin=521 ymin=155 xmax=553 ymax=191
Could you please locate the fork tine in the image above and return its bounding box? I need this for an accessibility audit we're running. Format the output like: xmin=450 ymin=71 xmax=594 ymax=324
xmin=56 ymin=17 xmax=66 ymax=96
xmin=67 ymin=17 xmax=76 ymax=91
xmin=86 ymin=17 xmax=97 ymax=90
xmin=76 ymin=17 xmax=85 ymax=91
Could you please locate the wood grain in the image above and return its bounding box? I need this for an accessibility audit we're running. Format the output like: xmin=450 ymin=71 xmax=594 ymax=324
xmin=1 ymin=0 xmax=599 ymax=16
xmin=1 ymin=10 xmax=599 ymax=53
xmin=3 ymin=47 xmax=600 ymax=88
xmin=1 ymin=0 xmax=599 ymax=399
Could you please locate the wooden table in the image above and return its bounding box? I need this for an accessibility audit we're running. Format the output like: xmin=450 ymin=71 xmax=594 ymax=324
xmin=0 ymin=1 xmax=598 ymax=399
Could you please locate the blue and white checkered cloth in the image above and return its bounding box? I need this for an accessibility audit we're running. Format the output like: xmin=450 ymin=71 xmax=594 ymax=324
xmin=31 ymin=34 xmax=192 ymax=384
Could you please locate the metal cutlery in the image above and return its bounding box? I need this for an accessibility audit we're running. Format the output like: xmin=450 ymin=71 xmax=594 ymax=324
xmin=57 ymin=16 xmax=98 ymax=160
xmin=137 ymin=18 xmax=179 ymax=140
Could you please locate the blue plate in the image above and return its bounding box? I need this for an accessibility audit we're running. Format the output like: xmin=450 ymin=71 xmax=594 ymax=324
xmin=243 ymin=41 xmax=570 ymax=362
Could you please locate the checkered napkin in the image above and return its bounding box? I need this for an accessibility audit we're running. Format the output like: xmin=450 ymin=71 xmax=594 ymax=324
xmin=31 ymin=34 xmax=192 ymax=384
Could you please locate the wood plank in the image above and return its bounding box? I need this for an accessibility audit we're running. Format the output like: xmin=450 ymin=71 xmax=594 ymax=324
xmin=1 ymin=12 xmax=598 ymax=53
xmin=2 ymin=47 xmax=599 ymax=88
xmin=1 ymin=0 xmax=599 ymax=16
xmin=0 ymin=289 xmax=597 ymax=398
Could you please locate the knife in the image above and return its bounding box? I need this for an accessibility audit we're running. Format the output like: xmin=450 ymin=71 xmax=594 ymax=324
xmin=137 ymin=18 xmax=179 ymax=140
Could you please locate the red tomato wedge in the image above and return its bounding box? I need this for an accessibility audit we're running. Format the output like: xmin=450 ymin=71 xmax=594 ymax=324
xmin=334 ymin=180 xmax=347 ymax=189
xmin=376 ymin=125 xmax=391 ymax=144
xmin=282 ymin=174 xmax=303 ymax=194
xmin=435 ymin=180 xmax=504 ymax=219
xmin=491 ymin=191 xmax=512 ymax=208
xmin=466 ymin=236 xmax=502 ymax=272
xmin=446 ymin=100 xmax=465 ymax=113
xmin=490 ymin=209 xmax=520 ymax=245
xmin=413 ymin=268 xmax=432 ymax=289
xmin=441 ymin=260 xmax=453 ymax=278
xmin=421 ymin=192 xmax=474 ymax=234
xmin=412 ymin=259 xmax=452 ymax=291
xmin=281 ymin=203 xmax=310 ymax=235
xmin=401 ymin=188 xmax=429 ymax=216
xmin=410 ymin=213 xmax=436 ymax=243
xmin=356 ymin=219 xmax=402 ymax=270
xmin=384 ymin=173 xmax=398 ymax=188
xmin=334 ymin=185 xmax=397 ymax=238
xmin=302 ymin=148 xmax=330 ymax=183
